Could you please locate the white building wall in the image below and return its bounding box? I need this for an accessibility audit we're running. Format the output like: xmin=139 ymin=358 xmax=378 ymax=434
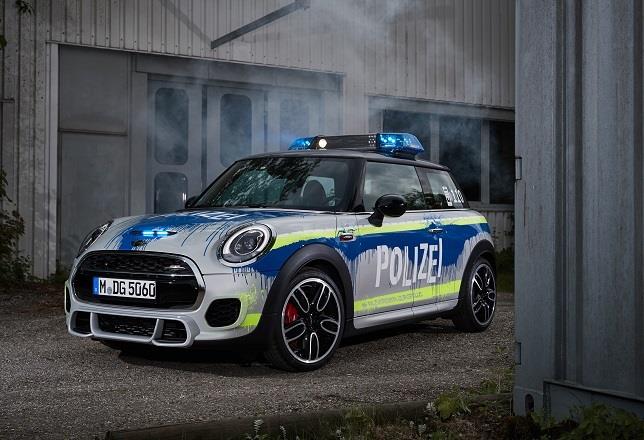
xmin=0 ymin=0 xmax=515 ymax=277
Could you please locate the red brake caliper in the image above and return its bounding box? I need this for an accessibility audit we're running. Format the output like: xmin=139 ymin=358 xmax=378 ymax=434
xmin=284 ymin=302 xmax=299 ymax=325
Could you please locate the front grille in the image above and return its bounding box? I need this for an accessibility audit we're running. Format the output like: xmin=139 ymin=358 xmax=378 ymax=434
xmin=73 ymin=311 xmax=91 ymax=334
xmin=206 ymin=299 xmax=241 ymax=327
xmin=160 ymin=320 xmax=187 ymax=343
xmin=98 ymin=314 xmax=156 ymax=337
xmin=81 ymin=253 xmax=193 ymax=275
xmin=72 ymin=252 xmax=201 ymax=309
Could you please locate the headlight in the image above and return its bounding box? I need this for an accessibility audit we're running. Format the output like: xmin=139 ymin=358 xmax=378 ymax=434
xmin=77 ymin=221 xmax=112 ymax=257
xmin=220 ymin=224 xmax=272 ymax=265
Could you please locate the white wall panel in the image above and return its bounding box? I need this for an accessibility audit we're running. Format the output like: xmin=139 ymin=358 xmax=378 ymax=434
xmin=479 ymin=208 xmax=514 ymax=250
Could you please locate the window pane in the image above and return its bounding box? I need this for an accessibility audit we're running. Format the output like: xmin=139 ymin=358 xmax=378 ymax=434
xmin=418 ymin=168 xmax=467 ymax=209
xmin=439 ymin=116 xmax=481 ymax=201
xmin=280 ymin=99 xmax=310 ymax=150
xmin=490 ymin=121 xmax=515 ymax=204
xmin=362 ymin=162 xmax=425 ymax=211
xmin=220 ymin=94 xmax=252 ymax=167
xmin=154 ymin=172 xmax=187 ymax=213
xmin=154 ymin=88 xmax=189 ymax=165
xmin=382 ymin=110 xmax=431 ymax=160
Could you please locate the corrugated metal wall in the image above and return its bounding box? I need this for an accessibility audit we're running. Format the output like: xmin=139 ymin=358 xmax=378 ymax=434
xmin=515 ymin=0 xmax=644 ymax=417
xmin=40 ymin=0 xmax=515 ymax=107
xmin=0 ymin=0 xmax=515 ymax=277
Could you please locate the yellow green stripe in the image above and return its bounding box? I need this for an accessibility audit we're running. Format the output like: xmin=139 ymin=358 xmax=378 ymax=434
xmin=354 ymin=280 xmax=461 ymax=314
xmin=441 ymin=215 xmax=487 ymax=226
xmin=354 ymin=290 xmax=415 ymax=313
xmin=414 ymin=280 xmax=462 ymax=301
xmin=239 ymin=313 xmax=261 ymax=328
xmin=272 ymin=229 xmax=336 ymax=250
xmin=358 ymin=221 xmax=427 ymax=236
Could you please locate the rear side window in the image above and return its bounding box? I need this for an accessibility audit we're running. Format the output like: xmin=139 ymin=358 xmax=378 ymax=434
xmin=417 ymin=168 xmax=467 ymax=209
xmin=362 ymin=162 xmax=426 ymax=211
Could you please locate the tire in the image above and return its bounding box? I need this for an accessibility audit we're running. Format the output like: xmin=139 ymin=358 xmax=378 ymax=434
xmin=264 ymin=268 xmax=345 ymax=371
xmin=452 ymin=256 xmax=497 ymax=332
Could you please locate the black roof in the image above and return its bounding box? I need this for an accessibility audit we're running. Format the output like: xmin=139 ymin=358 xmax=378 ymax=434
xmin=245 ymin=149 xmax=449 ymax=171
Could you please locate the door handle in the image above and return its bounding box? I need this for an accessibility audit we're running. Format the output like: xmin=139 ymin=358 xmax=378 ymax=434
xmin=428 ymin=227 xmax=444 ymax=234
xmin=338 ymin=228 xmax=356 ymax=242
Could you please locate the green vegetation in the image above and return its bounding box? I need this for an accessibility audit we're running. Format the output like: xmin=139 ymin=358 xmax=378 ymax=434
xmin=47 ymin=266 xmax=70 ymax=285
xmin=0 ymin=170 xmax=30 ymax=285
xmin=1 ymin=2 xmax=34 ymax=49
xmin=240 ymin=367 xmax=644 ymax=439
xmin=15 ymin=0 xmax=34 ymax=14
xmin=240 ymin=368 xmax=515 ymax=439
xmin=505 ymin=404 xmax=644 ymax=440
xmin=495 ymin=247 xmax=514 ymax=293
xmin=562 ymin=404 xmax=644 ymax=440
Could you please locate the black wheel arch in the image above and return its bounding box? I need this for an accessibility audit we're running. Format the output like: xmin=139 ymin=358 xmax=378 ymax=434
xmin=263 ymin=243 xmax=354 ymax=320
xmin=473 ymin=239 xmax=496 ymax=275
xmin=455 ymin=239 xmax=496 ymax=304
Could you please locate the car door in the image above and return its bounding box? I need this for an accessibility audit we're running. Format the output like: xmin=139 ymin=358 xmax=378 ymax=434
xmin=414 ymin=167 xmax=472 ymax=312
xmin=351 ymin=161 xmax=431 ymax=326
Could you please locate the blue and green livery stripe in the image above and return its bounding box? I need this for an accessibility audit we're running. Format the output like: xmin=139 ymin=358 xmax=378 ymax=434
xmin=271 ymin=215 xmax=487 ymax=250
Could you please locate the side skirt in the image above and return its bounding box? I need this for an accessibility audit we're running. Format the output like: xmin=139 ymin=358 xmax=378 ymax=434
xmin=351 ymin=299 xmax=458 ymax=330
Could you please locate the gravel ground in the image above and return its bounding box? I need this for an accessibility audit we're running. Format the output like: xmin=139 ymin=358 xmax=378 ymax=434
xmin=0 ymin=285 xmax=514 ymax=439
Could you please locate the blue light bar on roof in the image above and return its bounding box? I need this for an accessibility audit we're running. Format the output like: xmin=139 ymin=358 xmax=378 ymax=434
xmin=376 ymin=133 xmax=424 ymax=157
xmin=289 ymin=137 xmax=315 ymax=150
xmin=288 ymin=132 xmax=425 ymax=158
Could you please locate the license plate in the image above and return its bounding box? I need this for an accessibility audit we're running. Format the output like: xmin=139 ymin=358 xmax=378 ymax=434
xmin=93 ymin=277 xmax=156 ymax=300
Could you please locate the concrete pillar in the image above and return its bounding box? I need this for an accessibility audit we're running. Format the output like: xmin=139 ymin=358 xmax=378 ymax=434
xmin=514 ymin=0 xmax=644 ymax=418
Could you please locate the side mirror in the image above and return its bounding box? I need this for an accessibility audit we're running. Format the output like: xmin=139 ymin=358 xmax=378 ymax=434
xmin=368 ymin=194 xmax=407 ymax=227
xmin=185 ymin=196 xmax=198 ymax=209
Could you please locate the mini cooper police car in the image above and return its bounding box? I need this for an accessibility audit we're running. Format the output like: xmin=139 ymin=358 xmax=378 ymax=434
xmin=65 ymin=133 xmax=497 ymax=371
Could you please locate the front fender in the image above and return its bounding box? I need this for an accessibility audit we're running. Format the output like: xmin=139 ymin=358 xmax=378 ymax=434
xmin=262 ymin=243 xmax=354 ymax=319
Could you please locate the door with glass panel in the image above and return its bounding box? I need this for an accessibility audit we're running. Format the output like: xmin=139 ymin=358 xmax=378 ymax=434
xmin=205 ymin=87 xmax=266 ymax=182
xmin=268 ymin=89 xmax=323 ymax=152
xmin=147 ymin=81 xmax=203 ymax=213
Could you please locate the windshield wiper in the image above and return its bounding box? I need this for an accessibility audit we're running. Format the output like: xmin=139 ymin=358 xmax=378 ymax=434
xmin=202 ymin=204 xmax=269 ymax=209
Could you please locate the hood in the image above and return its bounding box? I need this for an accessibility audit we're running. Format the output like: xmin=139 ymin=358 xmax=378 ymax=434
xmin=92 ymin=208 xmax=306 ymax=255
xmin=79 ymin=208 xmax=339 ymax=275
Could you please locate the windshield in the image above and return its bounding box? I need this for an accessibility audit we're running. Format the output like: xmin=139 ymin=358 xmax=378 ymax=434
xmin=192 ymin=157 xmax=359 ymax=212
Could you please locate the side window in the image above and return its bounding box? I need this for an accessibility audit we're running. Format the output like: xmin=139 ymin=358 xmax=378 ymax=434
xmin=304 ymin=176 xmax=336 ymax=206
xmin=417 ymin=168 xmax=467 ymax=209
xmin=362 ymin=162 xmax=426 ymax=211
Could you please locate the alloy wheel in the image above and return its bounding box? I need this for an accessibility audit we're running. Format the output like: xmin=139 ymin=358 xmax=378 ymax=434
xmin=281 ymin=277 xmax=341 ymax=364
xmin=471 ymin=263 xmax=496 ymax=326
